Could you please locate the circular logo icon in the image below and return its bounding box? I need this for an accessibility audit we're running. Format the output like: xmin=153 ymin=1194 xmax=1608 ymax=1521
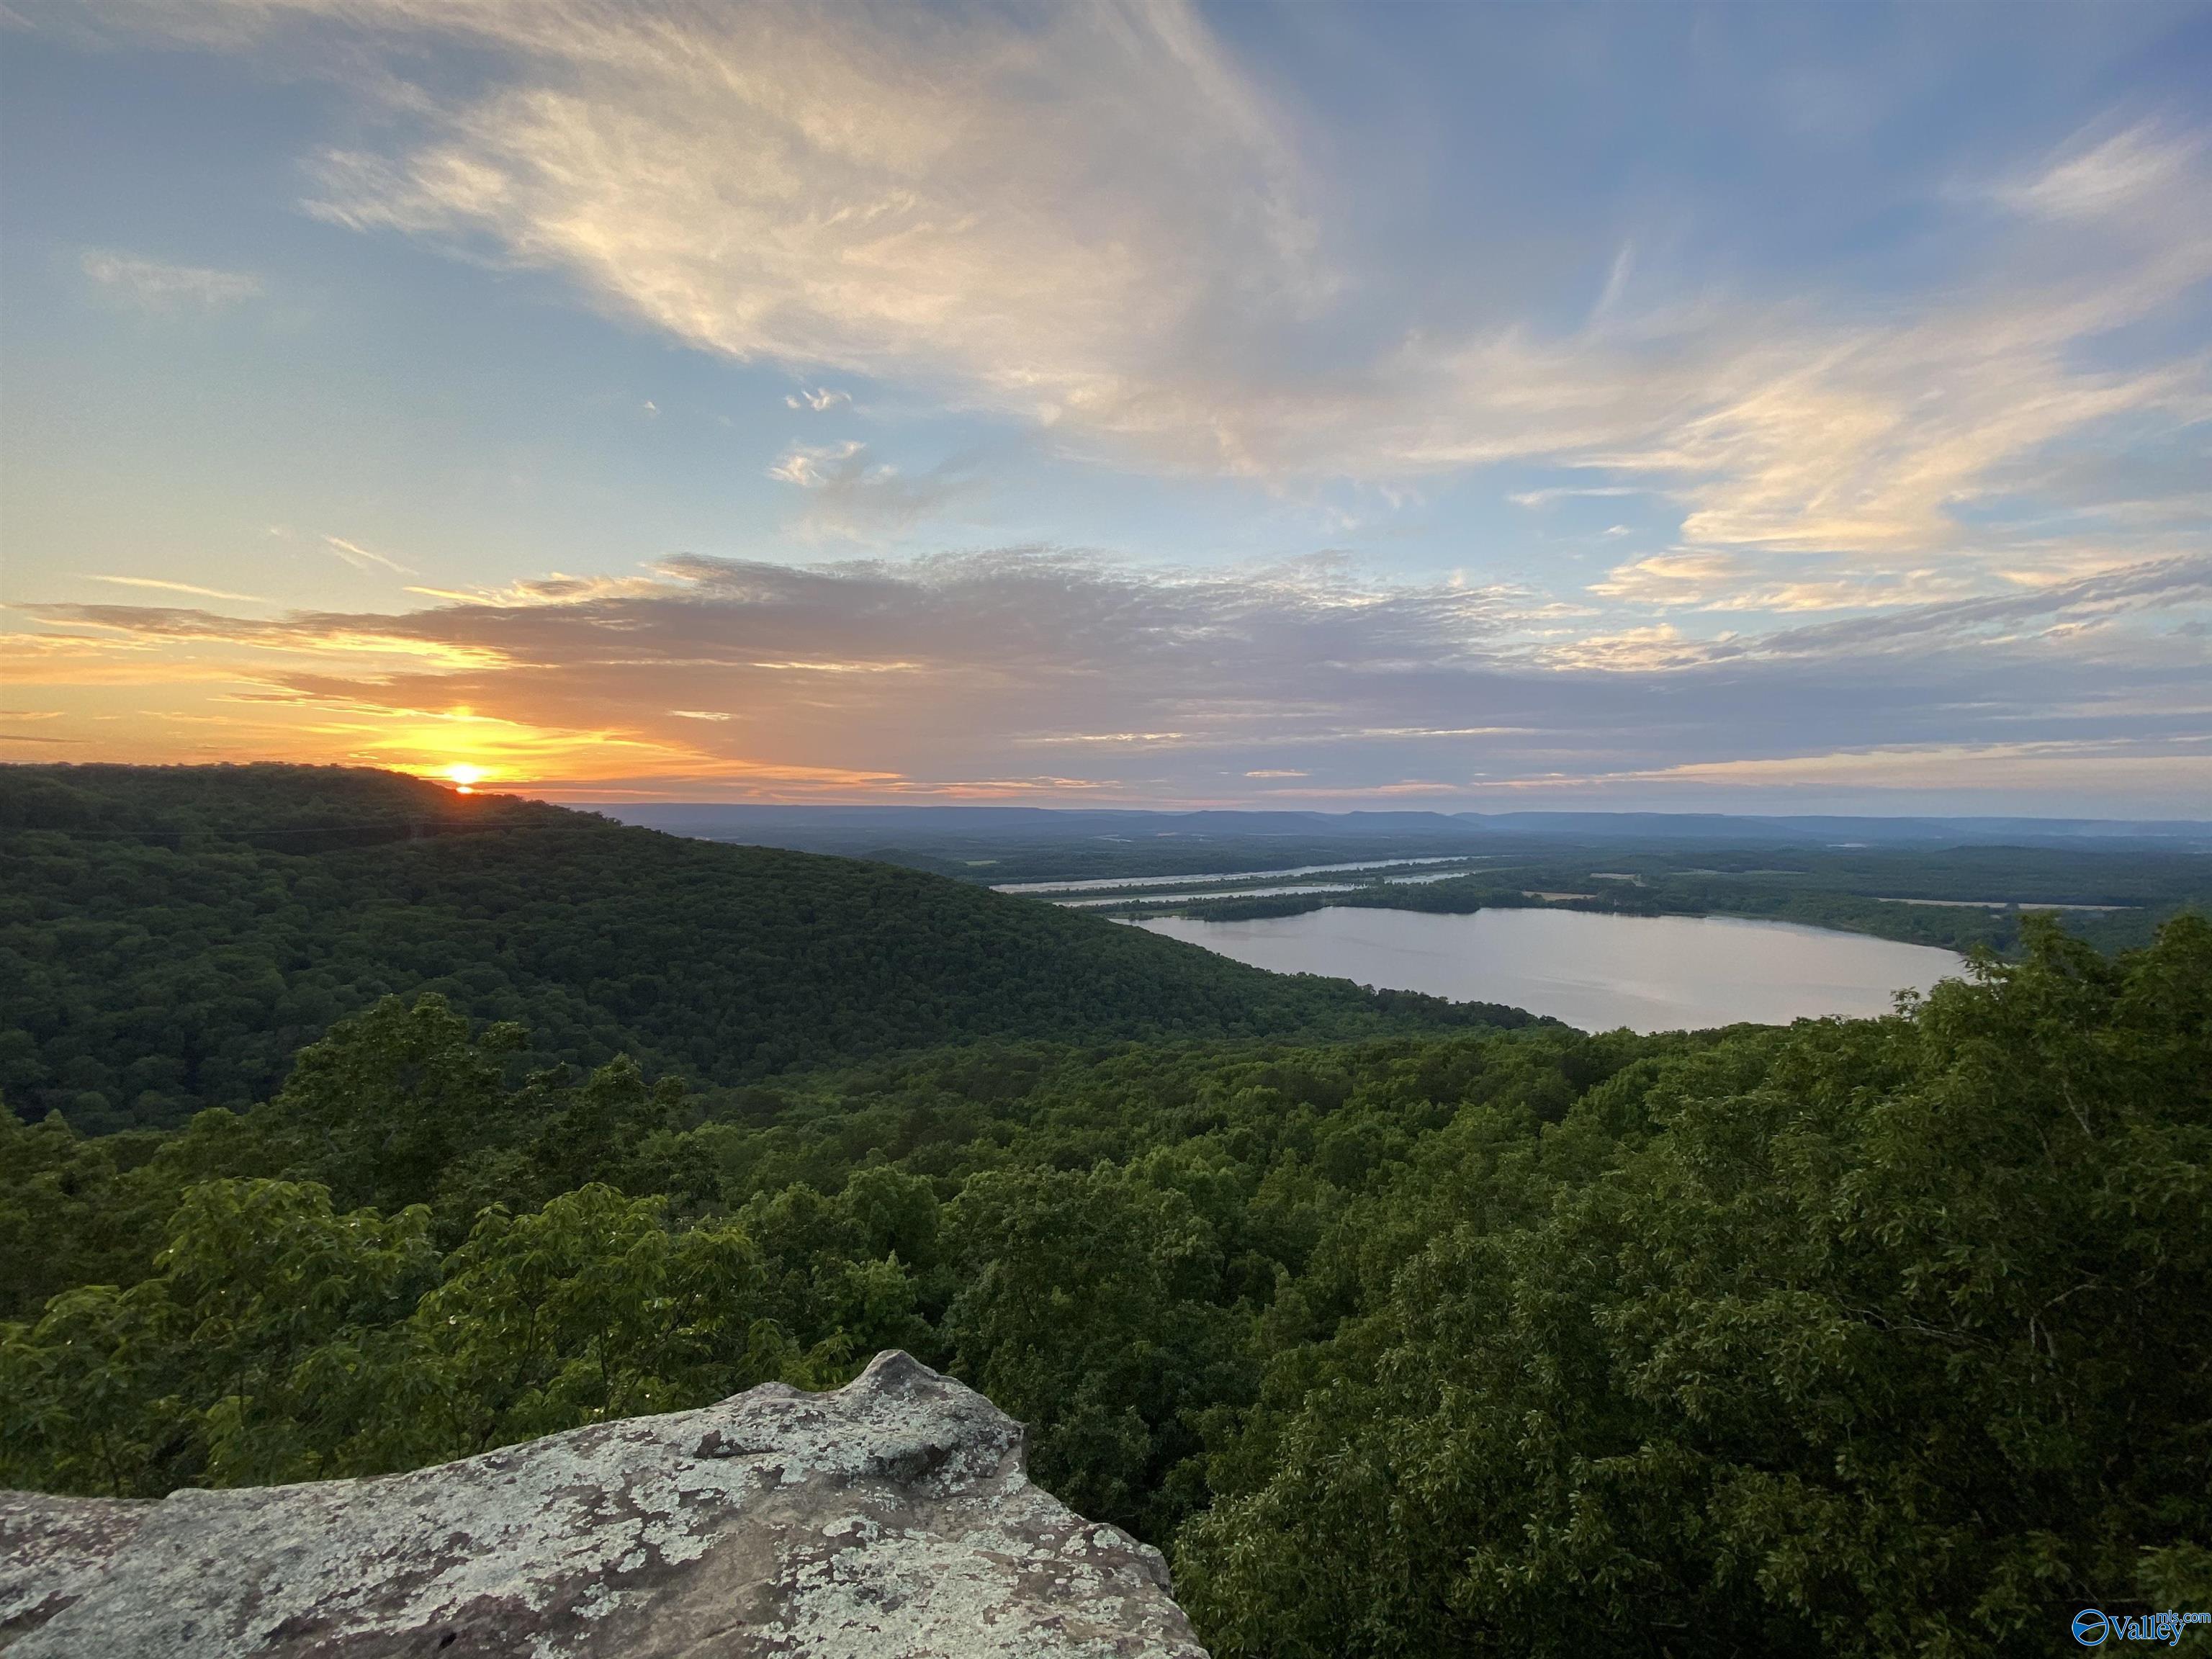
xmin=2073 ymin=1609 xmax=2110 ymax=1647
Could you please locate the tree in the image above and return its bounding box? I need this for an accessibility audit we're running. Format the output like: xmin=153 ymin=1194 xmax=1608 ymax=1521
xmin=1177 ymin=918 xmax=2212 ymax=1658
xmin=397 ymin=1185 xmax=788 ymax=1455
xmin=261 ymin=994 xmax=521 ymax=1213
xmin=947 ymin=1164 xmax=1242 ymax=1538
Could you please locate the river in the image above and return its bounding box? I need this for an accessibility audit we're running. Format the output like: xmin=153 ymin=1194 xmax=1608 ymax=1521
xmin=1136 ymin=905 xmax=1967 ymax=1032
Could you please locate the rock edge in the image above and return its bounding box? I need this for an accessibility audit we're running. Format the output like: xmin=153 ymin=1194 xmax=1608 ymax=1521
xmin=0 ymin=1350 xmax=1207 ymax=1658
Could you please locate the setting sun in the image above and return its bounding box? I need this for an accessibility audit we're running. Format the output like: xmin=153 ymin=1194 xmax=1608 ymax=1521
xmin=444 ymin=763 xmax=483 ymax=792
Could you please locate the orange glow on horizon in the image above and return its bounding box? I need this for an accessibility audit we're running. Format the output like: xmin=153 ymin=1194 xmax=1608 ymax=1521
xmin=445 ymin=763 xmax=485 ymax=792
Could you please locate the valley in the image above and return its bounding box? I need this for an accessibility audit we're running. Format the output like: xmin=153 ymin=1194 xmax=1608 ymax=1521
xmin=2 ymin=765 xmax=2205 ymax=1656
xmin=614 ymin=803 xmax=2212 ymax=956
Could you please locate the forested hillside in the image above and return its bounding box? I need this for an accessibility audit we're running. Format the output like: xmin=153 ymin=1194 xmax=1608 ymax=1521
xmin=0 ymin=765 xmax=1518 ymax=1132
xmin=3 ymin=917 xmax=2206 ymax=1655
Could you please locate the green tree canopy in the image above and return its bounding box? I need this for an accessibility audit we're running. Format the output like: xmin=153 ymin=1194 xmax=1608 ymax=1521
xmin=2 ymin=914 xmax=2204 ymax=1657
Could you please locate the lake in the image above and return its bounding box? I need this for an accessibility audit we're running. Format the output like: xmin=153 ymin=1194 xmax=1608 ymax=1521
xmin=1136 ymin=905 xmax=1968 ymax=1032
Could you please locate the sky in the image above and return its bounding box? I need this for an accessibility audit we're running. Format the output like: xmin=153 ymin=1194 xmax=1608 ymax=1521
xmin=2 ymin=1 xmax=2208 ymax=815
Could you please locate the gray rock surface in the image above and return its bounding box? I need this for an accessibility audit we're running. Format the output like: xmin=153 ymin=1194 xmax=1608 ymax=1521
xmin=0 ymin=1351 xmax=1208 ymax=1658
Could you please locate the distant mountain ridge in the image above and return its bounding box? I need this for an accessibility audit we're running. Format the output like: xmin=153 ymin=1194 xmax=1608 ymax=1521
xmin=604 ymin=802 xmax=2212 ymax=851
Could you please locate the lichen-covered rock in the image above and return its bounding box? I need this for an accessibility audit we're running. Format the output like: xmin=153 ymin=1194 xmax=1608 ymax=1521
xmin=0 ymin=1493 xmax=150 ymax=1647
xmin=0 ymin=1351 xmax=1208 ymax=1658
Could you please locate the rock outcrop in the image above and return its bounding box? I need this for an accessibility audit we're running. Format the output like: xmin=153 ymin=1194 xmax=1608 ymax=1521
xmin=0 ymin=1351 xmax=1208 ymax=1658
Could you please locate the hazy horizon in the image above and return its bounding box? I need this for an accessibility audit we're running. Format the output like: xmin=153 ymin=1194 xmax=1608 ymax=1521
xmin=4 ymin=3 xmax=2208 ymax=814
xmin=573 ymin=798 xmax=2212 ymax=829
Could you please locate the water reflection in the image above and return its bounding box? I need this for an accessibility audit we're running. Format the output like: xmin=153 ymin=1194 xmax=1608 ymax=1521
xmin=1137 ymin=906 xmax=1966 ymax=1032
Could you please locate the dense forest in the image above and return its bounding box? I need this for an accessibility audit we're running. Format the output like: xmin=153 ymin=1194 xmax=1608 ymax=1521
xmin=4 ymin=916 xmax=2206 ymax=1655
xmin=4 ymin=764 xmax=2206 ymax=1653
xmin=0 ymin=765 xmax=1519 ymax=1133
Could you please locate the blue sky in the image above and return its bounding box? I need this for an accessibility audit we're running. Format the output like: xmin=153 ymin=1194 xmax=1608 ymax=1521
xmin=4 ymin=1 xmax=2208 ymax=812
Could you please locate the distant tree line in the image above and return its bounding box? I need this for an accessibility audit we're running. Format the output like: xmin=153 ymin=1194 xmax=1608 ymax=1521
xmin=1174 ymin=854 xmax=2200 ymax=955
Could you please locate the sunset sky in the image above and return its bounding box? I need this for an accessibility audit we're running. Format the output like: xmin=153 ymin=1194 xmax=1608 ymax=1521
xmin=4 ymin=1 xmax=2208 ymax=812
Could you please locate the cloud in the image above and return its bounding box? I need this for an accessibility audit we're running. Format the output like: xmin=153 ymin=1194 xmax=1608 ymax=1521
xmin=1547 ymin=737 xmax=2212 ymax=811
xmin=1587 ymin=552 xmax=1981 ymax=614
xmin=59 ymin=6 xmax=2212 ymax=609
xmin=292 ymin=1 xmax=1321 ymax=457
xmin=1748 ymin=553 xmax=2212 ymax=660
xmin=1588 ymin=553 xmax=1753 ymax=607
xmin=766 ymin=441 xmax=977 ymax=538
xmin=786 ymin=387 xmax=851 ymax=412
xmin=1019 ymin=730 xmax=1191 ymax=747
xmin=1556 ymin=552 xmax=2212 ymax=670
xmin=83 ymin=575 xmax=271 ymax=604
xmin=1995 ymin=120 xmax=2203 ymax=221
xmin=1509 ymin=486 xmax=1645 ymax=508
xmin=266 ymin=6 xmax=2203 ymax=629
xmin=766 ymin=443 xmax=862 ymax=490
xmin=324 ymin=536 xmax=417 ymax=575
xmin=15 ymin=543 xmax=2204 ymax=810
xmin=80 ymin=249 xmax=263 ymax=311
xmin=1533 ymin=624 xmax=1725 ymax=673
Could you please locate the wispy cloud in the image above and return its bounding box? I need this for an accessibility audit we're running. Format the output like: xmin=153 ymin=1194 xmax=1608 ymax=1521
xmin=1539 ymin=737 xmax=2212 ymax=808
xmin=80 ymin=248 xmax=263 ymax=311
xmin=49 ymin=6 xmax=2212 ymax=621
xmin=1587 ymin=553 xmax=1753 ymax=607
xmin=295 ymin=1 xmax=1319 ymax=463
xmin=786 ymin=387 xmax=851 ymax=412
xmin=1748 ymin=553 xmax=2212 ymax=660
xmin=251 ymin=8 xmax=2203 ymax=579
xmin=1509 ymin=486 xmax=1645 ymax=508
xmin=324 ymin=536 xmax=416 ymax=576
xmin=1587 ymin=552 xmax=1978 ymax=614
xmin=767 ymin=441 xmax=978 ymax=539
xmin=82 ymin=575 xmax=271 ymax=604
xmin=1994 ymin=120 xmax=2203 ymax=220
